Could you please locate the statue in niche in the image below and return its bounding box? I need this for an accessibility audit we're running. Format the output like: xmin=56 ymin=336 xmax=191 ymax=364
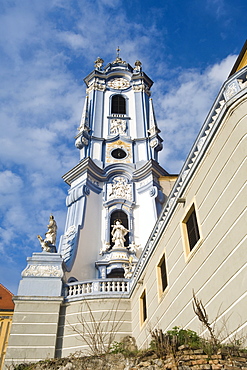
xmin=110 ymin=119 xmax=126 ymax=135
xmin=111 ymin=220 xmax=129 ymax=248
xmin=37 ymin=215 xmax=57 ymax=253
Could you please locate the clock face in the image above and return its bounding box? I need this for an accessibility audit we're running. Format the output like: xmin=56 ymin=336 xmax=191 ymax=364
xmin=107 ymin=78 xmax=130 ymax=90
xmin=111 ymin=148 xmax=127 ymax=159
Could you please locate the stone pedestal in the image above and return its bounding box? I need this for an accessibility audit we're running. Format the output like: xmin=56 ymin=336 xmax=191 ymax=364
xmin=96 ymin=247 xmax=138 ymax=279
xmin=18 ymin=252 xmax=64 ymax=296
xmin=4 ymin=252 xmax=65 ymax=368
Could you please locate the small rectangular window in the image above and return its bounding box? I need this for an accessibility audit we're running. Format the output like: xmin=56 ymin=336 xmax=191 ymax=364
xmin=140 ymin=290 xmax=147 ymax=323
xmin=182 ymin=204 xmax=201 ymax=256
xmin=186 ymin=209 xmax=200 ymax=251
xmin=158 ymin=254 xmax=168 ymax=293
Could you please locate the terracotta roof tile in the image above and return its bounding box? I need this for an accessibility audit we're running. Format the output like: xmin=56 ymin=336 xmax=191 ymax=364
xmin=0 ymin=284 xmax=14 ymax=310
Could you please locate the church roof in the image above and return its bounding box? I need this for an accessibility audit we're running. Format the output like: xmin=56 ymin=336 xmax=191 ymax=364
xmin=229 ymin=39 xmax=247 ymax=76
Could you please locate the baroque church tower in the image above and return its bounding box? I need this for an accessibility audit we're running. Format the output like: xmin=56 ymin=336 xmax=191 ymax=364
xmin=6 ymin=44 xmax=247 ymax=367
xmin=58 ymin=52 xmax=170 ymax=282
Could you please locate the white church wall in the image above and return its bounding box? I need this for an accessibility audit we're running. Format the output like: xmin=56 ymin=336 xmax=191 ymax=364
xmin=130 ymin=95 xmax=247 ymax=349
xmin=128 ymin=90 xmax=137 ymax=139
xmin=133 ymin=188 xmax=157 ymax=248
xmin=134 ymin=92 xmax=147 ymax=138
xmin=90 ymin=90 xmax=104 ymax=138
xmin=136 ymin=141 xmax=148 ymax=162
xmin=66 ymin=189 xmax=103 ymax=282
xmin=57 ymin=298 xmax=132 ymax=358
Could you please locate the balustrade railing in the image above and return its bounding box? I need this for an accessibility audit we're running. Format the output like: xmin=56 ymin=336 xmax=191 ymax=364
xmin=64 ymin=279 xmax=130 ymax=300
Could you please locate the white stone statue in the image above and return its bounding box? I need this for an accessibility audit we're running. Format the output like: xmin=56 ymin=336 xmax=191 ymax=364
xmin=37 ymin=215 xmax=57 ymax=253
xmin=124 ymin=256 xmax=135 ymax=279
xmin=99 ymin=243 xmax=110 ymax=256
xmin=111 ymin=220 xmax=129 ymax=248
xmin=45 ymin=215 xmax=57 ymax=245
xmin=128 ymin=242 xmax=139 ymax=253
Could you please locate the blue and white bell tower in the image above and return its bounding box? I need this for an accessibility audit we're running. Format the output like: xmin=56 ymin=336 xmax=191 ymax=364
xmin=58 ymin=52 xmax=170 ymax=282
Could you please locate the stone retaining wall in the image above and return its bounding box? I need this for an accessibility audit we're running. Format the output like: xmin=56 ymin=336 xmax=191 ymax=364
xmin=10 ymin=347 xmax=247 ymax=370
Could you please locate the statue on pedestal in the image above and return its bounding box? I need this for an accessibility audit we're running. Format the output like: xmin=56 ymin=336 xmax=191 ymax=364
xmin=111 ymin=220 xmax=129 ymax=248
xmin=37 ymin=215 xmax=57 ymax=253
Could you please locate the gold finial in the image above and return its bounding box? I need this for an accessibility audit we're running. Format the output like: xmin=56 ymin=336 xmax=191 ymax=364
xmin=134 ymin=60 xmax=142 ymax=72
xmin=94 ymin=57 xmax=104 ymax=69
xmin=113 ymin=47 xmax=126 ymax=64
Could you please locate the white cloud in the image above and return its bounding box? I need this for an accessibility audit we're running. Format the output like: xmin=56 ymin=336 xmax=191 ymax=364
xmin=0 ymin=171 xmax=23 ymax=194
xmin=58 ymin=31 xmax=88 ymax=50
xmin=154 ymin=54 xmax=237 ymax=173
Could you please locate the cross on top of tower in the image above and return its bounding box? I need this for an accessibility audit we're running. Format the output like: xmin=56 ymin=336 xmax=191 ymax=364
xmin=113 ymin=46 xmax=126 ymax=64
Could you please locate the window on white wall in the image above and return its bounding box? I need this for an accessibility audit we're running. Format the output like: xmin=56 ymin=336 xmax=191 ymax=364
xmin=140 ymin=290 xmax=147 ymax=324
xmin=182 ymin=203 xmax=201 ymax=256
xmin=111 ymin=95 xmax=126 ymax=114
xmin=158 ymin=254 xmax=168 ymax=294
xmin=186 ymin=208 xmax=200 ymax=251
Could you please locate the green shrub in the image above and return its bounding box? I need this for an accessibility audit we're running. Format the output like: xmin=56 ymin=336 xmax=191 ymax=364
xmin=110 ymin=341 xmax=125 ymax=354
xmin=166 ymin=326 xmax=202 ymax=348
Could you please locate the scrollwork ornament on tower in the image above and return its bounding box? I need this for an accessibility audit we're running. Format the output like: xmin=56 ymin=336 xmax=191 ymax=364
xmin=108 ymin=78 xmax=130 ymax=90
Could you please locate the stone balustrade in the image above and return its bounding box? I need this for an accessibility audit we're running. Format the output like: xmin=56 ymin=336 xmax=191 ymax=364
xmin=64 ymin=279 xmax=130 ymax=300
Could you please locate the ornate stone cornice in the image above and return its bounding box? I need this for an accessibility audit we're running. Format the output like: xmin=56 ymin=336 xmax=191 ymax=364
xmin=132 ymin=159 xmax=169 ymax=181
xmin=132 ymin=83 xmax=151 ymax=96
xmin=63 ymin=155 xmax=169 ymax=187
xmin=83 ymin=61 xmax=153 ymax=91
xmin=86 ymin=80 xmax=106 ymax=93
xmin=62 ymin=157 xmax=104 ymax=185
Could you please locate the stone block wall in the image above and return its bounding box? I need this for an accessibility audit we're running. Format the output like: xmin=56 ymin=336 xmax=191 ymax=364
xmin=8 ymin=347 xmax=247 ymax=369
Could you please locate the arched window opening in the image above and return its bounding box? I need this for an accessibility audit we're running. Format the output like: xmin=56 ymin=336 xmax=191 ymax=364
xmin=68 ymin=277 xmax=78 ymax=283
xmin=111 ymin=95 xmax=126 ymax=114
xmin=110 ymin=210 xmax=129 ymax=248
xmin=107 ymin=268 xmax=125 ymax=279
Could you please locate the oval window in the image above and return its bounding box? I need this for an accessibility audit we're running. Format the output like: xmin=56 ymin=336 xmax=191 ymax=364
xmin=111 ymin=148 xmax=127 ymax=159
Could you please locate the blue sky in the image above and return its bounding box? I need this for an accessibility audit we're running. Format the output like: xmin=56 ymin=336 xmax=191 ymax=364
xmin=0 ymin=0 xmax=246 ymax=294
